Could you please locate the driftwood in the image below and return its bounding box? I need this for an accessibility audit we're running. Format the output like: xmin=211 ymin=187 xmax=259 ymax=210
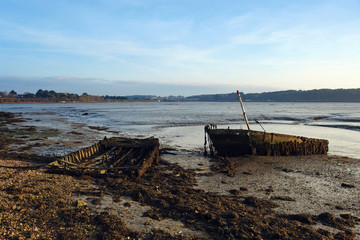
xmin=48 ymin=137 xmax=159 ymax=177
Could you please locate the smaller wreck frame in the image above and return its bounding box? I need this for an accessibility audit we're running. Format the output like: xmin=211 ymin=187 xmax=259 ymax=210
xmin=48 ymin=137 xmax=160 ymax=177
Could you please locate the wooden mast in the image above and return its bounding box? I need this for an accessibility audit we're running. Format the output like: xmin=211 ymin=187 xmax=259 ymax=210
xmin=237 ymin=90 xmax=251 ymax=131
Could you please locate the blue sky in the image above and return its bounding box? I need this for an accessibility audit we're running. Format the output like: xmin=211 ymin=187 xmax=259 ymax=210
xmin=0 ymin=0 xmax=359 ymax=96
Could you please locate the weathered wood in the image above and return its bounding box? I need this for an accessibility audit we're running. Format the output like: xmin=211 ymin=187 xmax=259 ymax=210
xmin=48 ymin=137 xmax=160 ymax=178
xmin=78 ymin=147 xmax=117 ymax=167
xmin=237 ymin=90 xmax=251 ymax=131
xmin=110 ymin=148 xmax=133 ymax=167
xmin=205 ymin=128 xmax=328 ymax=157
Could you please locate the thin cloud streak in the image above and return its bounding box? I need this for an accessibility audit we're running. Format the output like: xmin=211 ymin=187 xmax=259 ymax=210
xmin=0 ymin=19 xmax=211 ymax=65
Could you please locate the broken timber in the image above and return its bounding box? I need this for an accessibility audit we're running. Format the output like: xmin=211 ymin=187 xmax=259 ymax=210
xmin=48 ymin=137 xmax=160 ymax=177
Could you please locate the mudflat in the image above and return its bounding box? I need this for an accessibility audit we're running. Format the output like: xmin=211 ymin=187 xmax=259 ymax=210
xmin=0 ymin=111 xmax=359 ymax=239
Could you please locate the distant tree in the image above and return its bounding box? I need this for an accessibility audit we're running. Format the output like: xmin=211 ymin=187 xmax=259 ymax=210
xmin=43 ymin=90 xmax=53 ymax=98
xmin=68 ymin=93 xmax=80 ymax=101
xmin=242 ymin=88 xmax=360 ymax=102
xmin=9 ymin=90 xmax=17 ymax=96
xmin=24 ymin=92 xmax=36 ymax=98
xmin=36 ymin=89 xmax=60 ymax=99
xmin=36 ymin=89 xmax=45 ymax=98
xmin=58 ymin=93 xmax=67 ymax=101
xmin=49 ymin=90 xmax=57 ymax=98
xmin=104 ymin=95 xmax=127 ymax=100
xmin=0 ymin=91 xmax=8 ymax=97
xmin=80 ymin=93 xmax=89 ymax=101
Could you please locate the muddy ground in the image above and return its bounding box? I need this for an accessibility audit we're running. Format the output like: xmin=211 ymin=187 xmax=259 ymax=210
xmin=0 ymin=111 xmax=359 ymax=239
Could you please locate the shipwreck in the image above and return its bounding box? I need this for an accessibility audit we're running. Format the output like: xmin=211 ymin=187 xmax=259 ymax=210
xmin=204 ymin=91 xmax=329 ymax=157
xmin=48 ymin=137 xmax=159 ymax=177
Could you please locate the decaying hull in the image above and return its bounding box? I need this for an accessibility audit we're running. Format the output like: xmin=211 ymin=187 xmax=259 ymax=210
xmin=205 ymin=128 xmax=328 ymax=157
xmin=48 ymin=137 xmax=159 ymax=177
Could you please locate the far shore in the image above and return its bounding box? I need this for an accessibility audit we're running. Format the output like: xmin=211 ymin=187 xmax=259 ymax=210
xmin=0 ymin=99 xmax=158 ymax=104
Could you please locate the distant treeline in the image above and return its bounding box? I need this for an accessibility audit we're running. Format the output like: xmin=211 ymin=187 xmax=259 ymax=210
xmin=0 ymin=89 xmax=127 ymax=103
xmin=2 ymin=88 xmax=360 ymax=103
xmin=186 ymin=88 xmax=360 ymax=102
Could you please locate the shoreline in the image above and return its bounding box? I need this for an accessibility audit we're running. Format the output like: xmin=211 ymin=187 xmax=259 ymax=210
xmin=2 ymin=101 xmax=359 ymax=160
xmin=1 ymin=111 xmax=359 ymax=239
xmin=0 ymin=99 xmax=157 ymax=104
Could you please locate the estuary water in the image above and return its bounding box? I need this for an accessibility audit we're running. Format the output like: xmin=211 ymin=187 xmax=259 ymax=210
xmin=1 ymin=102 xmax=360 ymax=159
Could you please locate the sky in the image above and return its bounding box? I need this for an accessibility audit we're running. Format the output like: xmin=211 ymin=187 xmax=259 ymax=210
xmin=0 ymin=0 xmax=359 ymax=96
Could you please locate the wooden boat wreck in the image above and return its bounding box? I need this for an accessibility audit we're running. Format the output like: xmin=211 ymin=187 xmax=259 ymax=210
xmin=48 ymin=137 xmax=160 ymax=177
xmin=204 ymin=91 xmax=329 ymax=157
xmin=205 ymin=125 xmax=329 ymax=157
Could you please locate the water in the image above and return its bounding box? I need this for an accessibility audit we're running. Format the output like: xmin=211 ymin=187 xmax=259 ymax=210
xmin=1 ymin=102 xmax=360 ymax=158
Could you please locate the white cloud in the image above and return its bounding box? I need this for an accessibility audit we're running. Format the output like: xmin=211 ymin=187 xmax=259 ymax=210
xmin=0 ymin=18 xmax=210 ymax=66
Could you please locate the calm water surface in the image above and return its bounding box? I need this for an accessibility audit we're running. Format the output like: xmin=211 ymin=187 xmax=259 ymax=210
xmin=1 ymin=102 xmax=359 ymax=158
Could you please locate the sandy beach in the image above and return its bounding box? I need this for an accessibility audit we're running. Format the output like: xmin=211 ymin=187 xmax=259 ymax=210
xmin=0 ymin=111 xmax=359 ymax=239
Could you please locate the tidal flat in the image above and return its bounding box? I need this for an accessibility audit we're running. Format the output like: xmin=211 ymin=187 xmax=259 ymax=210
xmin=0 ymin=111 xmax=359 ymax=239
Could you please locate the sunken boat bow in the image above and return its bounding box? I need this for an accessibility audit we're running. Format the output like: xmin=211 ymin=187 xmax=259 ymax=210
xmin=48 ymin=137 xmax=160 ymax=177
xmin=205 ymin=125 xmax=329 ymax=157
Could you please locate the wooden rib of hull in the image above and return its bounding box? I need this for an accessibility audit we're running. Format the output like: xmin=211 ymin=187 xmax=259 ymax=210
xmin=48 ymin=137 xmax=160 ymax=177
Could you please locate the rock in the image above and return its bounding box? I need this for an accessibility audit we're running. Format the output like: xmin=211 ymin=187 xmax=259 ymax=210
xmin=340 ymin=213 xmax=360 ymax=222
xmin=341 ymin=183 xmax=355 ymax=188
xmin=317 ymin=212 xmax=335 ymax=223
xmin=316 ymin=212 xmax=355 ymax=230
xmin=284 ymin=214 xmax=316 ymax=225
xmin=265 ymin=186 xmax=274 ymax=195
xmin=243 ymin=196 xmax=279 ymax=208
xmin=340 ymin=214 xmax=353 ymax=220
xmin=229 ymin=189 xmax=240 ymax=195
xmin=270 ymin=196 xmax=296 ymax=201
xmin=112 ymin=195 xmax=121 ymax=203
xmin=76 ymin=200 xmax=87 ymax=207
xmin=334 ymin=230 xmax=355 ymax=239
xmin=91 ymin=198 xmax=101 ymax=205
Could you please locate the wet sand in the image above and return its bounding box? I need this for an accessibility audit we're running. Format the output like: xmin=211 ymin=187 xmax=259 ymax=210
xmin=1 ymin=111 xmax=359 ymax=239
xmin=165 ymin=152 xmax=360 ymax=236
